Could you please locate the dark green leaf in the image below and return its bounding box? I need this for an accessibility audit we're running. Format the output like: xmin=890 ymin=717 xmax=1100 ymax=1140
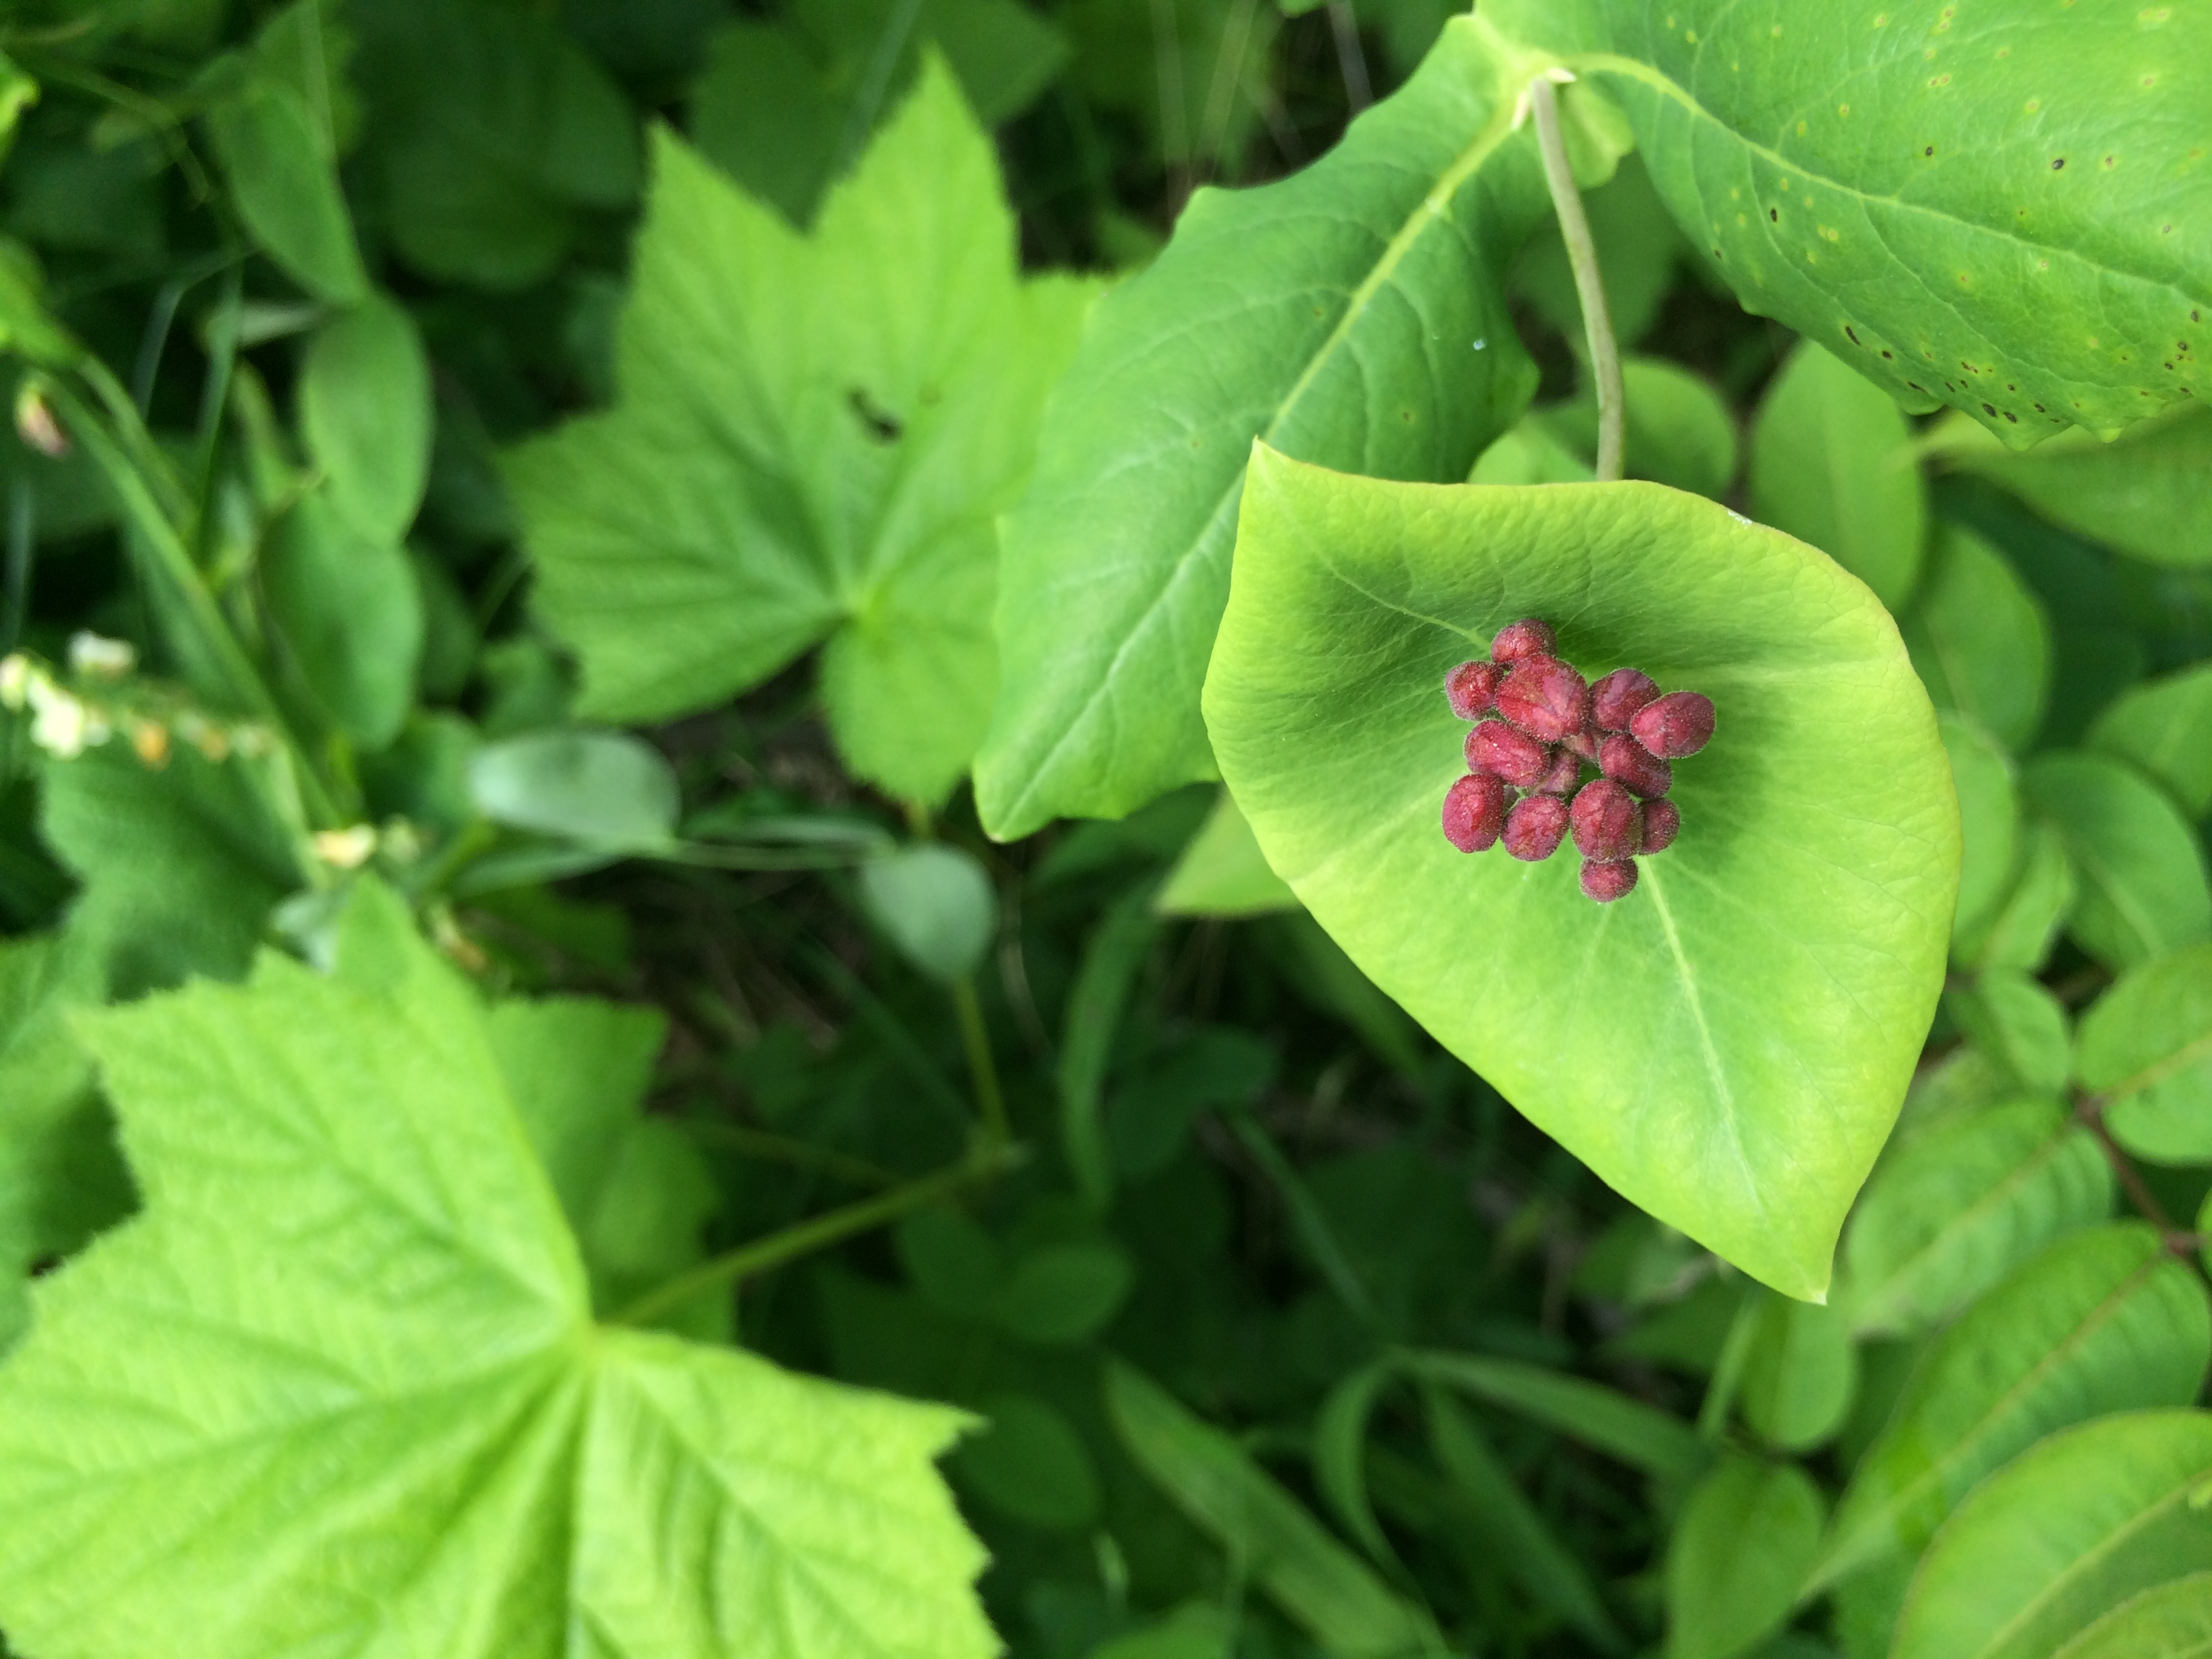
xmin=2088 ymin=663 xmax=2212 ymax=819
xmin=952 ymin=1392 xmax=1102 ymax=1530
xmin=300 ymin=291 xmax=432 ymax=544
xmin=2024 ymin=752 xmax=2212 ymax=970
xmin=1959 ymin=822 xmax=2078 ymax=976
xmin=1408 ymin=1349 xmax=1703 ymax=1481
xmin=2076 ymin=943 xmax=2212 ymax=1165
xmin=994 ymin=1242 xmax=1133 ymax=1345
xmin=205 ymin=78 xmax=367 ymax=304
xmin=1946 ymin=970 xmax=2071 ymax=1097
xmin=1059 ymin=889 xmax=1158 ymax=1212
xmin=1942 ymin=716 xmax=2018 ymax=956
xmin=1899 ymin=525 xmax=2050 ymax=751
xmin=263 ymin=489 xmax=424 ymax=748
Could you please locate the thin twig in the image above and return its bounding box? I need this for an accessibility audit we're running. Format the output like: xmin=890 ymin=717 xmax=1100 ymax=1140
xmin=2076 ymin=1093 xmax=2189 ymax=1252
xmin=1526 ymin=75 xmax=1624 ymax=483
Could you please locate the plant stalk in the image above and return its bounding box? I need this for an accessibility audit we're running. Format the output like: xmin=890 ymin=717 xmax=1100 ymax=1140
xmin=951 ymin=972 xmax=1010 ymax=1147
xmin=1527 ymin=75 xmax=1625 ymax=483
xmin=610 ymin=1139 xmax=1024 ymax=1328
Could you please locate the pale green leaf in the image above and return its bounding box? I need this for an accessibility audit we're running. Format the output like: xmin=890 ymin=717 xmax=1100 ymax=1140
xmin=1895 ymin=1412 xmax=2212 ymax=1659
xmin=2076 ymin=943 xmax=2212 ymax=1165
xmin=510 ymin=68 xmax=1092 ymax=803
xmin=1738 ymin=1296 xmax=1857 ymax=1454
xmin=1469 ymin=414 xmax=1595 ymax=485
xmin=1156 ymin=789 xmax=1300 ymax=918
xmin=1946 ymin=970 xmax=2071 ymax=1096
xmin=1547 ymin=356 xmax=1740 ymax=498
xmin=1206 ymin=452 xmax=1957 ymax=1298
xmin=2024 ymin=752 xmax=2212 ymax=970
xmin=1103 ymin=1359 xmax=1440 ymax=1659
xmin=205 ymin=76 xmax=366 ymax=304
xmin=300 ymin=290 xmax=432 ymax=544
xmin=1513 ymin=152 xmax=1685 ymax=349
xmin=859 ymin=844 xmax=998 ymax=985
xmin=1749 ymin=342 xmax=1926 ymax=610
xmin=1814 ymin=1223 xmax=2212 ymax=1590
xmin=2088 ymin=663 xmax=2212 ymax=819
xmin=1899 ymin=525 xmax=2050 ymax=752
xmin=974 ymin=15 xmax=1557 ymax=840
xmin=1942 ymin=716 xmax=2018 ymax=955
xmin=1959 ymin=822 xmax=2077 ymax=977
xmin=0 ymin=882 xmax=993 ymax=1659
xmin=1666 ymin=1456 xmax=1824 ymax=1659
xmin=467 ymin=729 xmax=680 ymax=848
xmin=2052 ymin=1572 xmax=2212 ymax=1659
xmin=1929 ymin=404 xmax=2212 ymax=567
xmin=1488 ymin=0 xmax=2212 ymax=445
xmin=1838 ymin=1099 xmax=2114 ymax=1340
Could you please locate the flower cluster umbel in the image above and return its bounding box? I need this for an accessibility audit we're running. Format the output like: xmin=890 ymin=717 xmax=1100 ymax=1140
xmin=1440 ymin=620 xmax=1713 ymax=903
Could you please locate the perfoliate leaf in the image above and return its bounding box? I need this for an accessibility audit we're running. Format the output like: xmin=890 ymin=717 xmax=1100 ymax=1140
xmin=1489 ymin=0 xmax=2212 ymax=445
xmin=1837 ymin=1099 xmax=2113 ymax=1340
xmin=2025 ymin=752 xmax=2212 ymax=970
xmin=0 ymin=882 xmax=992 ymax=1659
xmin=2088 ymin=663 xmax=2212 ymax=818
xmin=1206 ymin=451 xmax=1957 ymax=1298
xmin=1893 ymin=1412 xmax=2212 ymax=1659
xmin=1814 ymin=1223 xmax=2211 ymax=1591
xmin=1664 ymin=1456 xmax=1824 ymax=1659
xmin=2075 ymin=943 xmax=2212 ymax=1165
xmin=510 ymin=66 xmax=1093 ymax=803
xmin=974 ymin=14 xmax=1557 ymax=840
xmin=1928 ymin=404 xmax=2212 ymax=568
xmin=1749 ymin=342 xmax=1926 ymax=610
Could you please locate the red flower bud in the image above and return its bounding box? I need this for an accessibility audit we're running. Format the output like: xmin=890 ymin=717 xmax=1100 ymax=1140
xmin=1630 ymin=691 xmax=1715 ymax=759
xmin=1589 ymin=668 xmax=1660 ymax=732
xmin=1534 ymin=745 xmax=1582 ymax=795
xmin=1465 ymin=719 xmax=1551 ymax=788
xmin=1496 ymin=655 xmax=1590 ymax=743
xmin=1598 ymin=733 xmax=1673 ymax=799
xmin=1570 ymin=779 xmax=1643 ymax=861
xmin=1445 ymin=659 xmax=1502 ymax=720
xmin=1502 ymin=793 xmax=1570 ymax=861
xmin=1562 ymin=717 xmax=1600 ymax=762
xmin=1441 ymin=772 xmax=1507 ymax=852
xmin=1640 ymin=798 xmax=1681 ymax=854
xmin=1490 ymin=619 xmax=1556 ymax=665
xmin=1580 ymin=857 xmax=1639 ymax=903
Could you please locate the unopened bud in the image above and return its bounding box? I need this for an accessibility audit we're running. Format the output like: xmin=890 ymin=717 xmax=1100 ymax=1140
xmin=1561 ymin=717 xmax=1599 ymax=762
xmin=312 ymin=824 xmax=377 ymax=869
xmin=1580 ymin=857 xmax=1639 ymax=903
xmin=1589 ymin=668 xmax=1660 ymax=732
xmin=1629 ymin=691 xmax=1715 ymax=758
xmin=68 ymin=630 xmax=136 ymax=680
xmin=1640 ymin=798 xmax=1681 ymax=854
xmin=129 ymin=719 xmax=169 ymax=767
xmin=14 ymin=385 xmax=66 ymax=458
xmin=1446 ymin=659 xmax=1502 ymax=720
xmin=1570 ymin=778 xmax=1642 ymax=861
xmin=1598 ymin=733 xmax=1673 ymax=799
xmin=1465 ymin=718 xmax=1550 ymax=788
xmin=1490 ymin=618 xmax=1556 ymax=665
xmin=1495 ymin=655 xmax=1590 ymax=743
xmin=26 ymin=682 xmax=89 ymax=758
xmin=1502 ymin=792 xmax=1570 ymax=861
xmin=1534 ymin=745 xmax=1582 ymax=795
xmin=1441 ymin=772 xmax=1507 ymax=852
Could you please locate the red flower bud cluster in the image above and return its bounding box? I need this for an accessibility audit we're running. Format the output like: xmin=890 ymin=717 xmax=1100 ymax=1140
xmin=1438 ymin=619 xmax=1713 ymax=902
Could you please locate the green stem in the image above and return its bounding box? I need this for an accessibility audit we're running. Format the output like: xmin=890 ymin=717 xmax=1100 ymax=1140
xmin=951 ymin=973 xmax=1010 ymax=1146
xmin=680 ymin=1120 xmax=902 ymax=1190
xmin=610 ymin=1139 xmax=1024 ymax=1328
xmin=1527 ymin=75 xmax=1624 ymax=483
xmin=1227 ymin=1105 xmax=1378 ymax=1328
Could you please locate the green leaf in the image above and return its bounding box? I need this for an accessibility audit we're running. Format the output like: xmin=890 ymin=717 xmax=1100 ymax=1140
xmin=1092 ymin=1603 xmax=1233 ymax=1659
xmin=1470 ymin=413 xmax=1596 ymax=485
xmin=973 ymin=15 xmax=1558 ymax=840
xmin=2089 ymin=663 xmax=2212 ymax=819
xmin=0 ymin=881 xmax=994 ymax=1659
xmin=205 ymin=76 xmax=367 ymax=304
xmin=1738 ymin=1296 xmax=1857 ymax=1454
xmin=859 ymin=844 xmax=997 ymax=986
xmin=951 ymin=1391 xmax=1101 ymax=1531
xmin=1156 ymin=789 xmax=1300 ymax=918
xmin=509 ymin=72 xmax=1092 ymax=804
xmin=2051 ymin=1572 xmax=2212 ymax=1659
xmin=350 ymin=0 xmax=638 ymax=289
xmin=2076 ymin=943 xmax=2212 ymax=1165
xmin=1513 ymin=152 xmax=1685 ymax=349
xmin=1666 ymin=1456 xmax=1825 ymax=1659
xmin=1942 ymin=716 xmax=2018 ymax=955
xmin=1060 ymin=888 xmax=1159 ymax=1212
xmin=300 ymin=291 xmax=432 ymax=544
xmin=1837 ymin=1099 xmax=2114 ymax=1340
xmin=1548 ymin=356 xmax=1740 ymax=499
xmin=263 ymin=488 xmax=424 ymax=747
xmin=2024 ymin=752 xmax=2212 ymax=970
xmin=466 ymin=729 xmax=679 ymax=848
xmin=1893 ymin=1412 xmax=2212 ymax=1659
xmin=1813 ymin=1223 xmax=2212 ymax=1591
xmin=1946 ymin=970 xmax=2071 ymax=1097
xmin=1488 ymin=0 xmax=2212 ymax=444
xmin=1898 ymin=525 xmax=2051 ymax=752
xmin=1206 ymin=452 xmax=1957 ymax=1298
xmin=1749 ymin=342 xmax=1927 ymax=610
xmin=994 ymin=1241 xmax=1134 ymax=1345
xmin=1959 ymin=822 xmax=2078 ymax=977
xmin=1929 ymin=404 xmax=2212 ymax=568
xmin=1103 ymin=1359 xmax=1441 ymax=1659
xmin=1313 ymin=1361 xmax=1397 ymax=1566
xmin=1408 ymin=1349 xmax=1704 ymax=1481
xmin=41 ymin=741 xmax=301 ymax=998
xmin=0 ymin=52 xmax=37 ymax=170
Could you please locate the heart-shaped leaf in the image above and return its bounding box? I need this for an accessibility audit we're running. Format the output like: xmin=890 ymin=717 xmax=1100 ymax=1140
xmin=1204 ymin=447 xmax=1958 ymax=1298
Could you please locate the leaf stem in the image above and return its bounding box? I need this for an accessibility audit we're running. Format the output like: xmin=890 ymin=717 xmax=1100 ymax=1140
xmin=2075 ymin=1092 xmax=2198 ymax=1261
xmin=1526 ymin=75 xmax=1624 ymax=484
xmin=1696 ymin=1285 xmax=1761 ymax=1441
xmin=951 ymin=972 xmax=1010 ymax=1147
xmin=609 ymin=1139 xmax=1026 ymax=1328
